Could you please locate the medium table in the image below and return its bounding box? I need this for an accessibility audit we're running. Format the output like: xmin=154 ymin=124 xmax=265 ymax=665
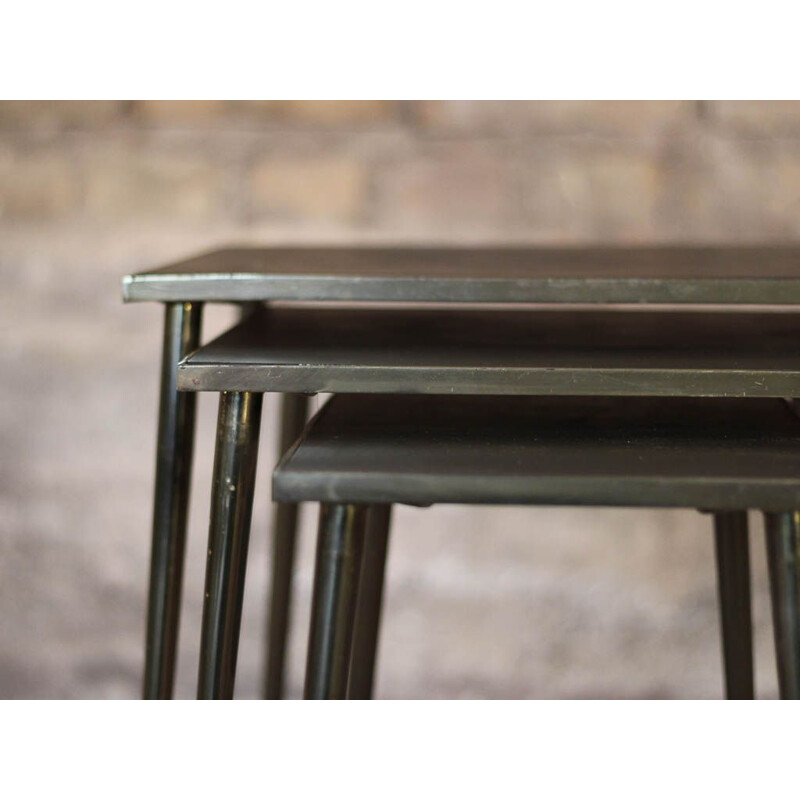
xmin=124 ymin=244 xmax=800 ymax=699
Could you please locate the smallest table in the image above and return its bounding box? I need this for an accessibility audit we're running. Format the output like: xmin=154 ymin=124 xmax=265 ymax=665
xmin=272 ymin=395 xmax=800 ymax=699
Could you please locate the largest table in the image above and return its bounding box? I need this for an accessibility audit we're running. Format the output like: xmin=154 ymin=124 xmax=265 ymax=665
xmin=124 ymin=245 xmax=800 ymax=699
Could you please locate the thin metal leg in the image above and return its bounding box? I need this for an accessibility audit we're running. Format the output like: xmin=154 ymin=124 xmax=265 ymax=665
xmin=197 ymin=391 xmax=263 ymax=700
xmin=304 ymin=504 xmax=367 ymax=700
xmin=264 ymin=393 xmax=310 ymax=699
xmin=713 ymin=512 xmax=754 ymax=699
xmin=143 ymin=301 xmax=203 ymax=700
xmin=764 ymin=511 xmax=800 ymax=699
xmin=348 ymin=504 xmax=392 ymax=699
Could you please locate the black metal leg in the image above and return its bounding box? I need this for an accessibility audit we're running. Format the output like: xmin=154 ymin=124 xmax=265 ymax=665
xmin=348 ymin=504 xmax=392 ymax=699
xmin=764 ymin=511 xmax=800 ymax=699
xmin=304 ymin=504 xmax=367 ymax=699
xmin=143 ymin=301 xmax=203 ymax=699
xmin=264 ymin=393 xmax=310 ymax=699
xmin=197 ymin=391 xmax=263 ymax=699
xmin=713 ymin=511 xmax=754 ymax=699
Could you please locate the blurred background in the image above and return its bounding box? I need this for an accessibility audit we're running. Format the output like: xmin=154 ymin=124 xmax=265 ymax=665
xmin=1 ymin=100 xmax=799 ymax=698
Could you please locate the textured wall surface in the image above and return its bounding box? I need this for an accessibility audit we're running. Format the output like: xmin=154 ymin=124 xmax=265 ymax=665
xmin=1 ymin=100 xmax=798 ymax=698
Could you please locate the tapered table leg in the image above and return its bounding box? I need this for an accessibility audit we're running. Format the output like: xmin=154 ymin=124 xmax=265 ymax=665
xmin=348 ymin=504 xmax=392 ymax=699
xmin=713 ymin=511 xmax=754 ymax=699
xmin=264 ymin=393 xmax=310 ymax=699
xmin=143 ymin=301 xmax=203 ymax=699
xmin=197 ymin=391 xmax=263 ymax=700
xmin=305 ymin=504 xmax=367 ymax=699
xmin=764 ymin=511 xmax=800 ymax=699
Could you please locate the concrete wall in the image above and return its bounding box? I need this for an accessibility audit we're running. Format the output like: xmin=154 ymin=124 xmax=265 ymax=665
xmin=1 ymin=100 xmax=797 ymax=697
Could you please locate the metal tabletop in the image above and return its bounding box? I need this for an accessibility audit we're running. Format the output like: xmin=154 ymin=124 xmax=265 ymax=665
xmin=274 ymin=395 xmax=800 ymax=510
xmin=124 ymin=245 xmax=800 ymax=305
xmin=177 ymin=306 xmax=800 ymax=397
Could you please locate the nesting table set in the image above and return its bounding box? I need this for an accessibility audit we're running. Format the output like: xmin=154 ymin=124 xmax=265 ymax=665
xmin=123 ymin=246 xmax=800 ymax=699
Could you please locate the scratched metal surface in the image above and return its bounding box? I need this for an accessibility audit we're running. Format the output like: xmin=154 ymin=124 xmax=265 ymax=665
xmin=178 ymin=306 xmax=800 ymax=397
xmin=124 ymin=245 xmax=800 ymax=304
xmin=274 ymin=395 xmax=800 ymax=510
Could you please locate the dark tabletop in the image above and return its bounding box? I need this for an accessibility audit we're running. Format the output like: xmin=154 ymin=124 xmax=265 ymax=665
xmin=273 ymin=395 xmax=800 ymax=510
xmin=177 ymin=306 xmax=800 ymax=397
xmin=124 ymin=245 xmax=800 ymax=304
